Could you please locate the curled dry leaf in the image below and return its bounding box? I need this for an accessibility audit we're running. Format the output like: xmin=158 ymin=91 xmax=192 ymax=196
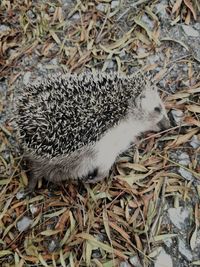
xmin=183 ymin=0 xmax=197 ymax=20
xmin=166 ymin=128 xmax=199 ymax=148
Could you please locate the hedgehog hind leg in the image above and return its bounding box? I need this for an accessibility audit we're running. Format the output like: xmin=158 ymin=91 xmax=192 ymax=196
xmin=25 ymin=158 xmax=44 ymax=192
xmin=27 ymin=173 xmax=40 ymax=192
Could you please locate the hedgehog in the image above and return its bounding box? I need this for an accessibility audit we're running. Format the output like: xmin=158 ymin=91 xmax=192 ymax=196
xmin=16 ymin=71 xmax=170 ymax=190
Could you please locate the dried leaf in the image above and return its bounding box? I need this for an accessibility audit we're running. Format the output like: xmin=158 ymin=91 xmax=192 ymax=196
xmin=103 ymin=210 xmax=112 ymax=244
xmin=109 ymin=221 xmax=131 ymax=244
xmin=0 ymin=250 xmax=13 ymax=258
xmin=117 ymin=170 xmax=154 ymax=186
xmin=85 ymin=241 xmax=92 ymax=267
xmin=134 ymin=17 xmax=152 ymax=40
xmin=77 ymin=233 xmax=127 ymax=259
xmin=40 ymin=229 xmax=61 ymax=236
xmin=55 ymin=210 xmax=69 ymax=231
xmin=166 ymin=92 xmax=190 ymax=101
xmin=190 ymin=225 xmax=197 ymax=250
xmin=44 ymin=207 xmax=67 ymax=218
xmin=161 ymin=37 xmax=189 ymax=51
xmin=167 ymin=128 xmax=199 ymax=147
xmin=183 ymin=0 xmax=197 ymax=20
xmin=119 ymin=163 xmax=148 ymax=172
xmin=187 ymin=104 xmax=200 ymax=113
xmin=38 ymin=254 xmax=49 ymax=267
xmin=172 ymin=0 xmax=183 ymax=13
xmin=151 ymin=234 xmax=177 ymax=242
xmin=184 ymin=117 xmax=200 ymax=127
xmin=50 ymin=30 xmax=61 ymax=45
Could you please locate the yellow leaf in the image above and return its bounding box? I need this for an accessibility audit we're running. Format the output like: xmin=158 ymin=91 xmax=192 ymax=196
xmin=40 ymin=229 xmax=60 ymax=236
xmin=187 ymin=105 xmax=200 ymax=113
xmin=38 ymin=254 xmax=49 ymax=267
xmin=0 ymin=250 xmax=13 ymax=258
xmin=85 ymin=241 xmax=92 ymax=267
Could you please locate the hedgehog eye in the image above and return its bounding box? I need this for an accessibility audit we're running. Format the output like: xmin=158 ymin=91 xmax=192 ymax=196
xmin=154 ymin=107 xmax=161 ymax=113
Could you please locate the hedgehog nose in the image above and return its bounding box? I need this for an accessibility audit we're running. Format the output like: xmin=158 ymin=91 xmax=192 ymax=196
xmin=157 ymin=116 xmax=171 ymax=131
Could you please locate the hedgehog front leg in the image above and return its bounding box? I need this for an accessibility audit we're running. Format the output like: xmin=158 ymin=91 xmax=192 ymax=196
xmin=92 ymin=120 xmax=137 ymax=182
xmin=82 ymin=167 xmax=108 ymax=183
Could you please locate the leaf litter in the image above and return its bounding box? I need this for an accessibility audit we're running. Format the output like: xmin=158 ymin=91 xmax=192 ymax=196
xmin=0 ymin=0 xmax=200 ymax=266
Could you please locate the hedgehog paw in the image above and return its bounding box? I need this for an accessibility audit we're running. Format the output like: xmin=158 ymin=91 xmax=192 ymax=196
xmin=83 ymin=168 xmax=107 ymax=183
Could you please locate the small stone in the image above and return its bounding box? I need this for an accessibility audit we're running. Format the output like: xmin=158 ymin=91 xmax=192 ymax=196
xmin=171 ymin=109 xmax=184 ymax=124
xmin=48 ymin=240 xmax=59 ymax=252
xmin=194 ymin=23 xmax=200 ymax=31
xmin=49 ymin=58 xmax=58 ymax=65
xmin=154 ymin=2 xmax=169 ymax=18
xmin=16 ymin=191 xmax=25 ymax=200
xmin=0 ymin=25 xmax=10 ymax=32
xmin=119 ymin=50 xmax=126 ymax=58
xmin=164 ymin=238 xmax=173 ymax=248
xmin=178 ymin=167 xmax=193 ymax=181
xmin=190 ymin=135 xmax=200 ymax=149
xmin=49 ymin=6 xmax=55 ymax=13
xmin=23 ymin=72 xmax=31 ymax=85
xmin=71 ymin=13 xmax=80 ymax=20
xmin=37 ymin=63 xmax=44 ymax=70
xmin=106 ymin=59 xmax=114 ymax=69
xmin=141 ymin=14 xmax=154 ymax=30
xmin=30 ymin=204 xmax=38 ymax=215
xmin=147 ymin=53 xmax=161 ymax=65
xmin=96 ymin=3 xmax=106 ymax=12
xmin=154 ymin=248 xmax=173 ymax=267
xmin=119 ymin=262 xmax=131 ymax=267
xmin=111 ymin=0 xmax=119 ymax=9
xmin=178 ymin=238 xmax=193 ymax=261
xmin=17 ymin=217 xmax=33 ymax=232
xmin=27 ymin=10 xmax=35 ymax=20
xmin=168 ymin=207 xmax=190 ymax=230
xmin=129 ymin=255 xmax=143 ymax=267
xmin=62 ymin=0 xmax=73 ymax=4
xmin=178 ymin=152 xmax=190 ymax=166
xmin=182 ymin=25 xmax=199 ymax=37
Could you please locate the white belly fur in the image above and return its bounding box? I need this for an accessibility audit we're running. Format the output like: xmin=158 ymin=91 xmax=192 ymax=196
xmin=94 ymin=118 xmax=148 ymax=173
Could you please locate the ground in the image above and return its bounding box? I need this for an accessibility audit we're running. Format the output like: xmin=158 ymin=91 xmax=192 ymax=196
xmin=0 ymin=0 xmax=200 ymax=266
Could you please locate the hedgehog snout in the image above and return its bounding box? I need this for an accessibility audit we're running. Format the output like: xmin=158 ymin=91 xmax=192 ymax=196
xmin=157 ymin=115 xmax=171 ymax=131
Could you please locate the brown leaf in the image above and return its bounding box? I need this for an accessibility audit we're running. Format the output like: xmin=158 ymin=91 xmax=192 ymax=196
xmin=184 ymin=117 xmax=200 ymax=127
xmin=55 ymin=210 xmax=69 ymax=232
xmin=186 ymin=105 xmax=200 ymax=113
xmin=185 ymin=9 xmax=191 ymax=24
xmin=109 ymin=221 xmax=132 ymax=245
xmin=183 ymin=0 xmax=197 ymax=20
xmin=167 ymin=128 xmax=199 ymax=147
xmin=172 ymin=0 xmax=183 ymax=14
xmin=134 ymin=234 xmax=143 ymax=251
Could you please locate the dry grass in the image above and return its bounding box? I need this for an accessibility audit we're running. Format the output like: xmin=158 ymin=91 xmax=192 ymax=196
xmin=0 ymin=0 xmax=200 ymax=266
